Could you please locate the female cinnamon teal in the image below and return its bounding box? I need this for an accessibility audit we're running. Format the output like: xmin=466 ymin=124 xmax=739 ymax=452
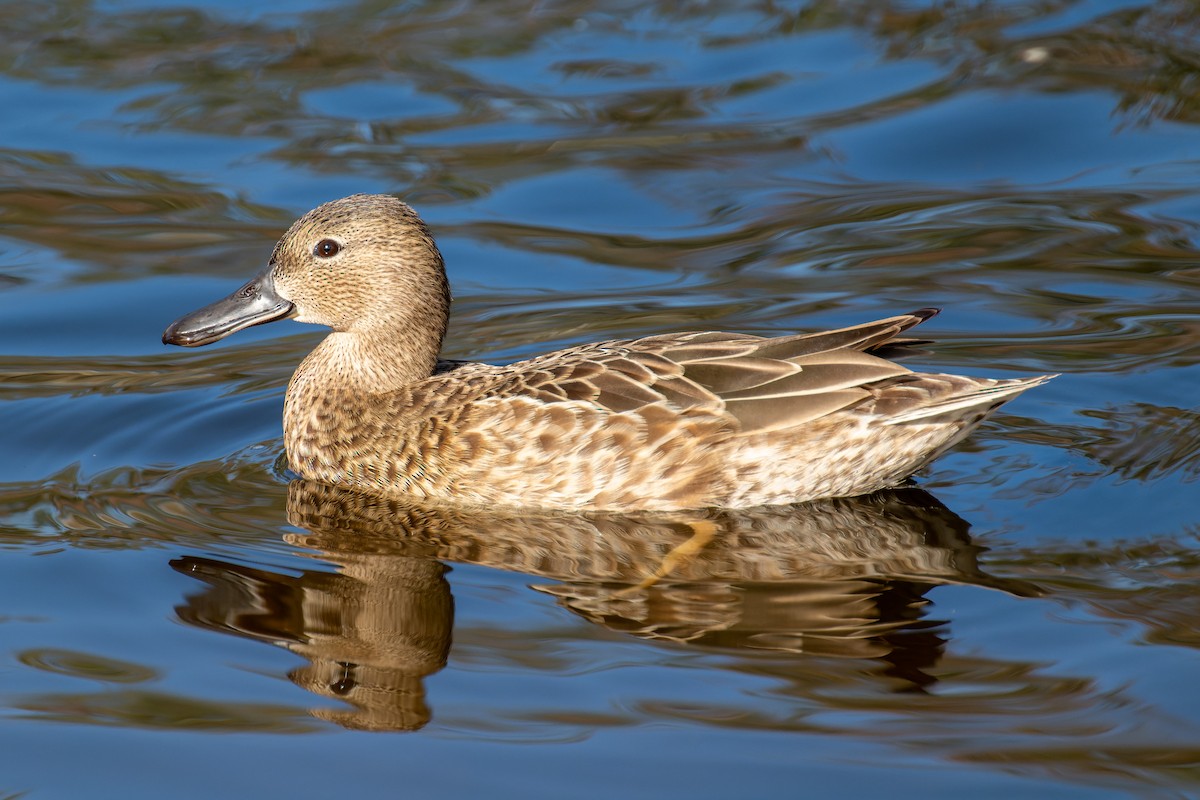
xmin=163 ymin=194 xmax=1053 ymax=511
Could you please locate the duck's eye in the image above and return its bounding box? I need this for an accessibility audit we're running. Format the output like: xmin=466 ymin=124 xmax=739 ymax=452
xmin=314 ymin=239 xmax=341 ymax=258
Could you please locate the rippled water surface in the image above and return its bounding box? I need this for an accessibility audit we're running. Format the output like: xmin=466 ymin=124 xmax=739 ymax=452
xmin=2 ymin=1 xmax=1199 ymax=797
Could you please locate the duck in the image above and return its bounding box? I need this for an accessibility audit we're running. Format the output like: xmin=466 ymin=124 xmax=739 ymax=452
xmin=163 ymin=193 xmax=1053 ymax=511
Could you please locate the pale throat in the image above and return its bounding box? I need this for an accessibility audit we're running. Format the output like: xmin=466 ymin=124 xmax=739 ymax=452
xmin=289 ymin=328 xmax=439 ymax=399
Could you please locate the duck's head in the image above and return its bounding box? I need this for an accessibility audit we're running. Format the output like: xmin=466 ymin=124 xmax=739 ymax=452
xmin=163 ymin=194 xmax=449 ymax=348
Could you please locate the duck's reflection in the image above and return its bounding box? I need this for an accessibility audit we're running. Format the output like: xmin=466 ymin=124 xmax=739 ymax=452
xmin=172 ymin=479 xmax=1038 ymax=731
xmin=172 ymin=549 xmax=451 ymax=732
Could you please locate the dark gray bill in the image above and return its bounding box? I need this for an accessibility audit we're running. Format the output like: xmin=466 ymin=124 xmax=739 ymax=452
xmin=163 ymin=267 xmax=295 ymax=347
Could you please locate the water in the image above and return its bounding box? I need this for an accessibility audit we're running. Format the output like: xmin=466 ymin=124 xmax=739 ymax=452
xmin=1 ymin=1 xmax=1199 ymax=797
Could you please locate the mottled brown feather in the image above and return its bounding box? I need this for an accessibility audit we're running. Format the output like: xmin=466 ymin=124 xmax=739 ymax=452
xmin=163 ymin=195 xmax=1054 ymax=511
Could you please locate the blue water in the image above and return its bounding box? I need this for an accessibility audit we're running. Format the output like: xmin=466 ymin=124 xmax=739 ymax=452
xmin=1 ymin=1 xmax=1199 ymax=797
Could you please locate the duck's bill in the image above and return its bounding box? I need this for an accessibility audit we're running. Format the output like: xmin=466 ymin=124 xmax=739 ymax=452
xmin=163 ymin=268 xmax=295 ymax=347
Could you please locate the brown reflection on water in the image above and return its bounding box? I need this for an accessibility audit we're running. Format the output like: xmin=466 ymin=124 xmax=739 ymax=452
xmin=0 ymin=340 xmax=304 ymax=400
xmin=171 ymin=479 xmax=1036 ymax=732
xmin=0 ymin=149 xmax=287 ymax=284
xmin=0 ymin=457 xmax=287 ymax=551
xmin=172 ymin=554 xmax=451 ymax=733
xmin=4 ymin=0 xmax=1196 ymax=166
xmin=985 ymin=400 xmax=1200 ymax=501
xmin=1004 ymin=531 xmax=1200 ymax=652
xmin=13 ymin=688 xmax=317 ymax=734
xmin=12 ymin=643 xmax=315 ymax=733
xmin=1071 ymin=403 xmax=1200 ymax=484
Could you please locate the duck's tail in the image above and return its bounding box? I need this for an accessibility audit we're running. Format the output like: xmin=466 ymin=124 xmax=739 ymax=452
xmin=883 ymin=373 xmax=1056 ymax=425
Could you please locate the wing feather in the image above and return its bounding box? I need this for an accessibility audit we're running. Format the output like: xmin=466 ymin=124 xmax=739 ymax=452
xmin=491 ymin=309 xmax=943 ymax=434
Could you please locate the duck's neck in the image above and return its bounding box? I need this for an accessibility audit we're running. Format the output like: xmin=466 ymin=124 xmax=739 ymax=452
xmin=299 ymin=331 xmax=435 ymax=391
xmin=290 ymin=309 xmax=447 ymax=401
xmin=289 ymin=256 xmax=450 ymax=398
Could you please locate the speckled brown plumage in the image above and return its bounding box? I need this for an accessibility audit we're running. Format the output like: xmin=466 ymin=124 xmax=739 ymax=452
xmin=165 ymin=193 xmax=1055 ymax=511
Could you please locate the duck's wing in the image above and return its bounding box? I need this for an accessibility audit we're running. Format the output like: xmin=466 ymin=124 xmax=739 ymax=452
xmin=511 ymin=309 xmax=941 ymax=433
